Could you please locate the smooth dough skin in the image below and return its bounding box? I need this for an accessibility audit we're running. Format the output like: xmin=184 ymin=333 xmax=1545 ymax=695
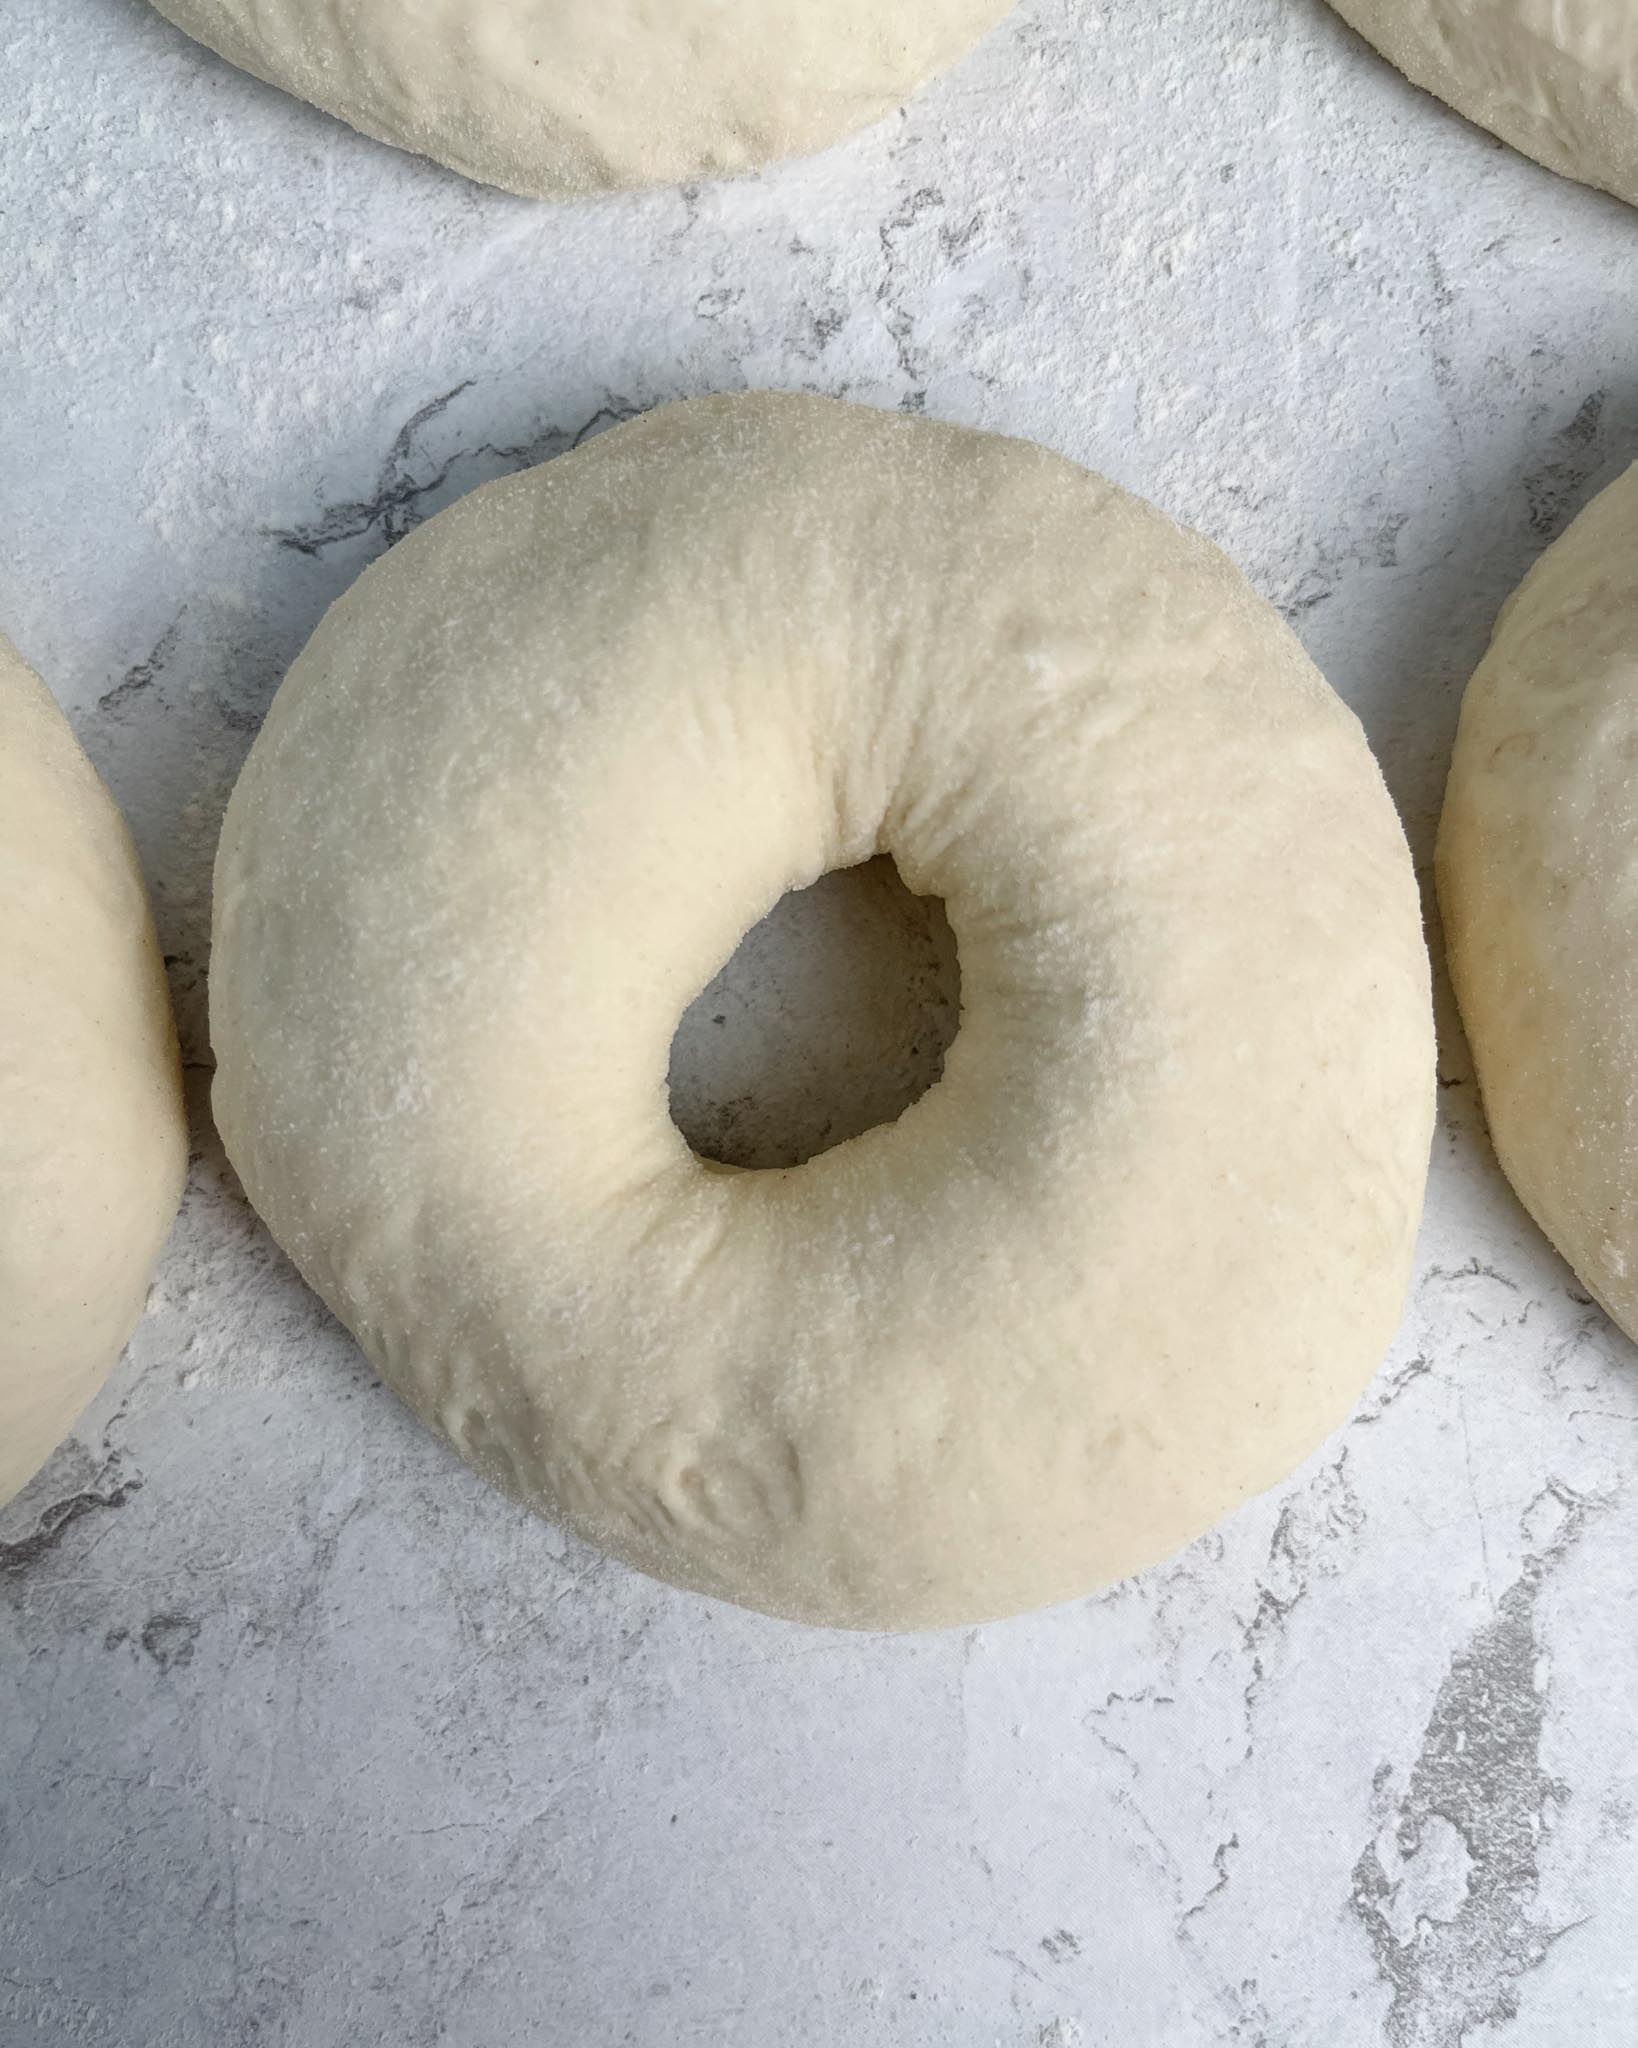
xmin=145 ymin=0 xmax=1016 ymax=198
xmin=212 ymin=394 xmax=1435 ymax=1630
xmin=1327 ymin=0 xmax=1638 ymax=209
xmin=1440 ymin=464 xmax=1638 ymax=1340
xmin=1 ymin=637 xmax=187 ymax=1506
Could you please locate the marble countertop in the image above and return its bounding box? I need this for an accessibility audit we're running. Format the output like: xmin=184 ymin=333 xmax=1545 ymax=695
xmin=4 ymin=3 xmax=1638 ymax=2043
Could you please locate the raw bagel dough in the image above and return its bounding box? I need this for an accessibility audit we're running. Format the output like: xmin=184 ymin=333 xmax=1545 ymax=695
xmin=1 ymin=636 xmax=187 ymax=1506
xmin=1326 ymin=0 xmax=1638 ymax=209
xmin=145 ymin=0 xmax=1016 ymax=198
xmin=211 ymin=393 xmax=1435 ymax=1630
xmin=1440 ymin=462 xmax=1638 ymax=1338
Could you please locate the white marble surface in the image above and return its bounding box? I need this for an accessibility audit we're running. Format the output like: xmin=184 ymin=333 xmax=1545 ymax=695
xmin=4 ymin=3 xmax=1638 ymax=2044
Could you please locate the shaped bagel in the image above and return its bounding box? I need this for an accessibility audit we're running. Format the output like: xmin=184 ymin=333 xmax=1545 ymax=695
xmin=211 ymin=394 xmax=1435 ymax=1628
xmin=1 ymin=635 xmax=186 ymax=1505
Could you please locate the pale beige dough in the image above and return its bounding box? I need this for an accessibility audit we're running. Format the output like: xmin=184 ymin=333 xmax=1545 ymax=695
xmin=1 ymin=636 xmax=187 ymax=1506
xmin=1440 ymin=462 xmax=1638 ymax=1339
xmin=211 ymin=393 xmax=1435 ymax=1630
xmin=1327 ymin=0 xmax=1638 ymax=208
xmin=146 ymin=0 xmax=1016 ymax=198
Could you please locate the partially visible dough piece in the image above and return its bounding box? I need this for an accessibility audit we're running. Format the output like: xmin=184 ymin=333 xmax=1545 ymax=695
xmin=1327 ymin=0 xmax=1638 ymax=209
xmin=1 ymin=635 xmax=187 ymax=1504
xmin=1439 ymin=463 xmax=1638 ymax=1337
xmin=145 ymin=0 xmax=1017 ymax=199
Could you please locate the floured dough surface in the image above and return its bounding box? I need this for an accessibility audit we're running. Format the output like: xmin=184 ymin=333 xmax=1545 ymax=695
xmin=1327 ymin=0 xmax=1638 ymax=208
xmin=211 ymin=393 xmax=1434 ymax=1630
xmin=145 ymin=0 xmax=1017 ymax=198
xmin=0 ymin=636 xmax=187 ymax=1506
xmin=1440 ymin=462 xmax=1638 ymax=1339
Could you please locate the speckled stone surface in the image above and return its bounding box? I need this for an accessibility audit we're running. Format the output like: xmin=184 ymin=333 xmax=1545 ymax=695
xmin=3 ymin=3 xmax=1638 ymax=2044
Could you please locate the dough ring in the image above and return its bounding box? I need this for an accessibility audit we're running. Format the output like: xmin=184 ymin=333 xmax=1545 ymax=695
xmin=1326 ymin=0 xmax=1638 ymax=209
xmin=145 ymin=0 xmax=1017 ymax=199
xmin=1440 ymin=462 xmax=1638 ymax=1339
xmin=1 ymin=635 xmax=187 ymax=1506
xmin=211 ymin=393 xmax=1434 ymax=1629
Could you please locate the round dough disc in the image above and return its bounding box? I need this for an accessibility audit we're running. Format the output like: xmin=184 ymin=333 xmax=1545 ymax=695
xmin=211 ymin=393 xmax=1434 ymax=1630
xmin=145 ymin=0 xmax=1017 ymax=198
xmin=1326 ymin=0 xmax=1638 ymax=209
xmin=1440 ymin=462 xmax=1638 ymax=1338
xmin=1 ymin=636 xmax=187 ymax=1506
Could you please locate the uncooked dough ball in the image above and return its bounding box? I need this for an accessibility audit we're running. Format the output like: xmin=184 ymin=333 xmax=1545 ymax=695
xmin=145 ymin=0 xmax=1017 ymax=198
xmin=1326 ymin=0 xmax=1638 ymax=209
xmin=1 ymin=636 xmax=187 ymax=1506
xmin=1440 ymin=462 xmax=1638 ymax=1338
xmin=211 ymin=393 xmax=1434 ymax=1630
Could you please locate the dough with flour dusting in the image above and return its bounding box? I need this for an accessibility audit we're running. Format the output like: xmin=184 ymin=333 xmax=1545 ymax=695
xmin=211 ymin=393 xmax=1434 ymax=1629
xmin=1440 ymin=462 xmax=1638 ymax=1339
xmin=1327 ymin=0 xmax=1638 ymax=208
xmin=1 ymin=635 xmax=186 ymax=1506
xmin=145 ymin=0 xmax=1016 ymax=198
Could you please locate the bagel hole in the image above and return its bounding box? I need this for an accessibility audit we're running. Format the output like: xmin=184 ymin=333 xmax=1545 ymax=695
xmin=667 ymin=855 xmax=962 ymax=1171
